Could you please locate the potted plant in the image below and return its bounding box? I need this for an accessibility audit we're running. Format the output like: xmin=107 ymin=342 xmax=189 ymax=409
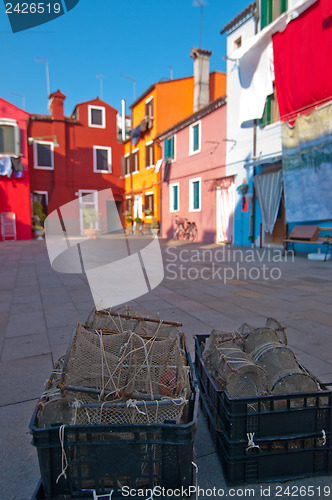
xmin=134 ymin=217 xmax=143 ymax=235
xmin=32 ymin=201 xmax=46 ymax=240
xmin=150 ymin=217 xmax=159 ymax=236
xmin=83 ymin=207 xmax=100 ymax=239
xmin=144 ymin=208 xmax=153 ymax=217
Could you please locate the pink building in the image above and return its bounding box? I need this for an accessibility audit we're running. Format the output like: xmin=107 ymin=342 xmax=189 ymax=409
xmin=158 ymin=96 xmax=233 ymax=243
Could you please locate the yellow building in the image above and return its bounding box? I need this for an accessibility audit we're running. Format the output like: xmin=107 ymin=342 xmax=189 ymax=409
xmin=122 ymin=49 xmax=226 ymax=232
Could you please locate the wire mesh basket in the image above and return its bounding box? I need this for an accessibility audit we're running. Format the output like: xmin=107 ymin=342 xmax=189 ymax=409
xmin=36 ymin=317 xmax=191 ymax=428
xmin=86 ymin=306 xmax=183 ymax=341
xmin=205 ymin=340 xmax=269 ymax=398
xmin=245 ymin=328 xmax=319 ymax=395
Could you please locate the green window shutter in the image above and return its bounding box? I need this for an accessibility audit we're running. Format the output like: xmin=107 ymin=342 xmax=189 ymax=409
xmin=261 ymin=0 xmax=268 ymax=29
xmin=164 ymin=138 xmax=169 ymax=160
xmin=170 ymin=136 xmax=174 ymax=159
xmin=193 ymin=181 xmax=200 ymax=210
xmin=193 ymin=124 xmax=199 ymax=151
xmin=280 ymin=0 xmax=288 ymax=15
xmin=173 ymin=185 xmax=178 ymax=211
xmin=259 ymin=95 xmax=272 ymax=127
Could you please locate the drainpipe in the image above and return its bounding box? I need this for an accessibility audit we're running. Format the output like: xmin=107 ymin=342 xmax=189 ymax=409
xmin=251 ymin=1 xmax=260 ymax=248
xmin=153 ymin=139 xmax=162 ymax=235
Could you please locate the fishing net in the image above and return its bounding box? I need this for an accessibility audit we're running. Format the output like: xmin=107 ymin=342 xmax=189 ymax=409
xmin=202 ymin=323 xmax=253 ymax=366
xmin=202 ymin=319 xmax=321 ymax=400
xmin=86 ymin=306 xmax=182 ymax=342
xmin=244 ymin=328 xmax=319 ymax=395
xmin=37 ymin=390 xmax=188 ymax=427
xmin=37 ymin=314 xmax=190 ymax=428
xmin=61 ymin=324 xmax=189 ymax=398
xmin=206 ymin=340 xmax=269 ymax=398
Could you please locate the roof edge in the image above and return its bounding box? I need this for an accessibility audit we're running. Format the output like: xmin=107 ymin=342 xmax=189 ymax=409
xmin=156 ymin=95 xmax=227 ymax=141
xmin=220 ymin=3 xmax=257 ymax=35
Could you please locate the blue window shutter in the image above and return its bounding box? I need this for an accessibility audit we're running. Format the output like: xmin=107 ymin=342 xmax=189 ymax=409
xmin=193 ymin=181 xmax=199 ymax=209
xmin=164 ymin=139 xmax=169 ymax=160
xmin=170 ymin=136 xmax=174 ymax=159
xmin=173 ymin=185 xmax=178 ymax=211
xmin=193 ymin=124 xmax=199 ymax=151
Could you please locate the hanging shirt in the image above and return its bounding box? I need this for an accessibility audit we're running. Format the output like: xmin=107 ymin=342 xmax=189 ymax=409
xmin=0 ymin=157 xmax=12 ymax=177
xmin=11 ymin=156 xmax=24 ymax=172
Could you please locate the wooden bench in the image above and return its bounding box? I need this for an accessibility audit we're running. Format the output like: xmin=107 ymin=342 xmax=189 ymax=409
xmin=283 ymin=225 xmax=332 ymax=260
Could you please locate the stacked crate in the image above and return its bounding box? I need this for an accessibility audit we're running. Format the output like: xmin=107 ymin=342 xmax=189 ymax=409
xmin=195 ymin=332 xmax=332 ymax=485
xmin=30 ymin=309 xmax=199 ymax=499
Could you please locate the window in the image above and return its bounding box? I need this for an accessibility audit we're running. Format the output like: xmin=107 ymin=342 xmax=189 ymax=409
xmin=33 ymin=141 xmax=54 ymax=170
xmin=189 ymin=121 xmax=201 ymax=155
xmin=122 ymin=154 xmax=131 ymax=176
xmin=260 ymin=85 xmax=280 ymax=127
xmin=169 ymin=182 xmax=179 ymax=212
xmin=125 ymin=196 xmax=132 ymax=214
xmin=189 ymin=177 xmax=201 ymax=212
xmin=0 ymin=121 xmax=20 ymax=155
xmin=234 ymin=36 xmax=242 ymax=49
xmin=88 ymin=105 xmax=106 ymax=128
xmin=144 ymin=192 xmax=154 ymax=217
xmin=261 ymin=0 xmax=288 ymax=29
xmin=93 ymin=146 xmax=112 ymax=173
xmin=145 ymin=97 xmax=153 ymax=119
xmin=146 ymin=142 xmax=155 ymax=168
xmin=164 ymin=135 xmax=176 ymax=161
xmin=132 ymin=149 xmax=139 ymax=173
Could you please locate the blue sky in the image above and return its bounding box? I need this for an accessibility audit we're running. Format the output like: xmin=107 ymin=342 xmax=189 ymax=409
xmin=0 ymin=0 xmax=251 ymax=116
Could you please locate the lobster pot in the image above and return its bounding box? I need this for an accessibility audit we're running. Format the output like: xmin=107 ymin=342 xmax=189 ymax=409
xmin=37 ymin=391 xmax=189 ymax=428
xmin=203 ymin=324 xmax=253 ymax=367
xmin=245 ymin=330 xmax=318 ymax=395
xmin=209 ymin=341 xmax=269 ymax=399
xmin=86 ymin=307 xmax=182 ymax=341
xmin=61 ymin=324 xmax=190 ymax=399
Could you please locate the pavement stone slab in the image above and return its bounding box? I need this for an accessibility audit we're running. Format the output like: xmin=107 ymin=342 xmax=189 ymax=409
xmin=6 ymin=311 xmax=47 ymax=338
xmin=0 ymin=400 xmax=40 ymax=500
xmin=1 ymin=333 xmax=51 ymax=362
xmin=0 ymin=354 xmax=53 ymax=405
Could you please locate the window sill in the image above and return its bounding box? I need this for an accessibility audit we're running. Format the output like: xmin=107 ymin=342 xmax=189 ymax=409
xmin=89 ymin=124 xmax=106 ymax=129
xmin=189 ymin=149 xmax=201 ymax=156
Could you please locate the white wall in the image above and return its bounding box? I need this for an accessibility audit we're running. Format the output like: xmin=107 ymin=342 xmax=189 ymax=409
xmin=225 ymin=10 xmax=283 ymax=246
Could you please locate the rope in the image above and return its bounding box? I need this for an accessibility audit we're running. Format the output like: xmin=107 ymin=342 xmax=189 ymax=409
xmin=321 ymin=430 xmax=327 ymax=446
xmin=56 ymin=425 xmax=69 ymax=484
xmin=246 ymin=432 xmax=261 ymax=451
xmin=72 ymin=399 xmax=82 ymax=425
xmin=126 ymin=399 xmax=147 ymax=415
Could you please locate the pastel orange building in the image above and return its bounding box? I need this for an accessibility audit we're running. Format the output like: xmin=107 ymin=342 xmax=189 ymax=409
xmin=122 ymin=48 xmax=226 ymax=232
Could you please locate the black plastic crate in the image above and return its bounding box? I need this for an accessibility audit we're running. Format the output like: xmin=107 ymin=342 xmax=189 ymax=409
xmin=199 ymin=378 xmax=332 ymax=485
xmin=195 ymin=334 xmax=332 ymax=441
xmin=30 ymin=385 xmax=198 ymax=499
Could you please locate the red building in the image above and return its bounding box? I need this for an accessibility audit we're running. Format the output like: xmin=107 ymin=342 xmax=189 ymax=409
xmin=28 ymin=91 xmax=124 ymax=233
xmin=0 ymin=98 xmax=31 ymax=241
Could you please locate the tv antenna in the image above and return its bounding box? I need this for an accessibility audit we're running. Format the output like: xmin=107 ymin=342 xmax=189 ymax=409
xmin=193 ymin=0 xmax=206 ymax=48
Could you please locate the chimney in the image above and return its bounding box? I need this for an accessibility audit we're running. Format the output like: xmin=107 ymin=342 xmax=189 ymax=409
xmin=190 ymin=48 xmax=212 ymax=112
xmin=49 ymin=90 xmax=66 ymax=120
